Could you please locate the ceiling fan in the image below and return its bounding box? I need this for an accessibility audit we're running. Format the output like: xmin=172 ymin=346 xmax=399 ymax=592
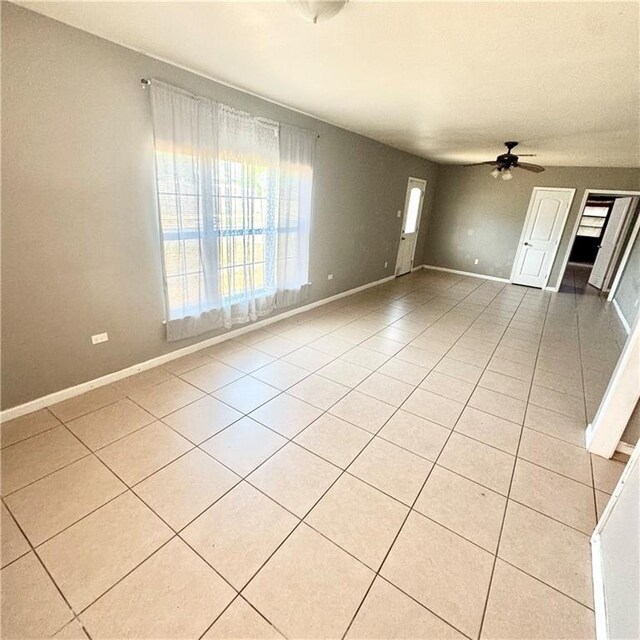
xmin=465 ymin=141 xmax=545 ymax=180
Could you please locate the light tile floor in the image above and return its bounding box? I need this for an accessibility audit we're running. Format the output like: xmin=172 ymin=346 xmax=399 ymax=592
xmin=1 ymin=267 xmax=630 ymax=639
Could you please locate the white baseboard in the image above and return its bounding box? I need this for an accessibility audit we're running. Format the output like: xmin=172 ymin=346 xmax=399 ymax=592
xmin=1 ymin=274 xmax=396 ymax=423
xmin=544 ymin=285 xmax=560 ymax=292
xmin=616 ymin=441 xmax=635 ymax=456
xmin=612 ymin=299 xmax=631 ymax=334
xmin=422 ymin=264 xmax=510 ymax=283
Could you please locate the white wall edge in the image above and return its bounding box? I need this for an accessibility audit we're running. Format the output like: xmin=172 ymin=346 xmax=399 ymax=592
xmin=612 ymin=299 xmax=631 ymax=334
xmin=422 ymin=264 xmax=510 ymax=283
xmin=545 ymin=285 xmax=559 ymax=292
xmin=1 ymin=274 xmax=396 ymax=422
xmin=591 ymin=533 xmax=608 ymax=640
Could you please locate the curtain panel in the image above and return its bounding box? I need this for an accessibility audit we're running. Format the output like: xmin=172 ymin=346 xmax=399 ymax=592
xmin=149 ymin=81 xmax=315 ymax=341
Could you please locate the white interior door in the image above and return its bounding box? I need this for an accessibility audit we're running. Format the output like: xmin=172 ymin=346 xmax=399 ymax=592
xmin=589 ymin=197 xmax=633 ymax=289
xmin=395 ymin=178 xmax=426 ymax=276
xmin=511 ymin=187 xmax=575 ymax=288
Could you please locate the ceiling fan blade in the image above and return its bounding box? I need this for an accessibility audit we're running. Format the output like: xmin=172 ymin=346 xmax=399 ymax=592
xmin=517 ymin=154 xmax=537 ymax=157
xmin=463 ymin=161 xmax=499 ymax=167
xmin=517 ymin=162 xmax=545 ymax=173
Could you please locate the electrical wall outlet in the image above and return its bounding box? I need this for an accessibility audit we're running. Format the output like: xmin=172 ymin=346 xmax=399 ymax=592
xmin=327 ymin=274 xmax=333 ymax=280
xmin=474 ymin=258 xmax=479 ymax=265
xmin=91 ymin=332 xmax=109 ymax=345
xmin=385 ymin=261 xmax=388 ymax=268
xmin=397 ymin=210 xmax=402 ymax=218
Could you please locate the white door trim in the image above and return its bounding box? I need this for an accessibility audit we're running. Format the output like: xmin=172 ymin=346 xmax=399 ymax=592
xmin=607 ymin=210 xmax=640 ymax=302
xmin=509 ymin=186 xmax=576 ymax=288
xmin=395 ymin=177 xmax=427 ymax=277
xmin=554 ymin=189 xmax=640 ymax=291
xmin=586 ymin=311 xmax=640 ymax=458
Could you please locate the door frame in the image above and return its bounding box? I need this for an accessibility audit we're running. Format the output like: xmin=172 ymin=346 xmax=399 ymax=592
xmin=395 ymin=177 xmax=427 ymax=277
xmin=552 ymin=189 xmax=640 ymax=291
xmin=509 ymin=186 xmax=576 ymax=288
xmin=607 ymin=207 xmax=640 ymax=302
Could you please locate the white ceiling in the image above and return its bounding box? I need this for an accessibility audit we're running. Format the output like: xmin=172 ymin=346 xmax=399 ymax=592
xmin=18 ymin=1 xmax=640 ymax=167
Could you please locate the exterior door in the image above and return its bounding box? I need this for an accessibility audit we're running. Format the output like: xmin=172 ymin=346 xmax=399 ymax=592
xmin=589 ymin=197 xmax=633 ymax=290
xmin=395 ymin=178 xmax=426 ymax=276
xmin=511 ymin=187 xmax=575 ymax=288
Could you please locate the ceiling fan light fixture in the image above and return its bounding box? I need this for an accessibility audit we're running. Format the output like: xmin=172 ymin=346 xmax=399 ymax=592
xmin=501 ymin=168 xmax=513 ymax=181
xmin=290 ymin=0 xmax=348 ymax=24
xmin=490 ymin=167 xmax=501 ymax=179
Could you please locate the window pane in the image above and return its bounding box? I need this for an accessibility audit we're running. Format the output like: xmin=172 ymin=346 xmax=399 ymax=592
xmin=404 ymin=187 xmax=422 ymax=233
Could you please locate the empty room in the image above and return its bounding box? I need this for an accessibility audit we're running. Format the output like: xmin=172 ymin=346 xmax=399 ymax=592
xmin=2 ymin=1 xmax=640 ymax=639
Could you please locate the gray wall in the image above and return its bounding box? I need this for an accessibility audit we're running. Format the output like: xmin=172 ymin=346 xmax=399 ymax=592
xmin=422 ymin=165 xmax=640 ymax=284
xmin=621 ymin=400 xmax=639 ymax=447
xmin=1 ymin=3 xmax=438 ymax=409
xmin=613 ymin=227 xmax=640 ymax=330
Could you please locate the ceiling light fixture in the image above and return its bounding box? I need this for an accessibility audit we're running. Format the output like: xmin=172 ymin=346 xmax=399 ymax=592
xmin=490 ymin=167 xmax=501 ymax=179
xmin=290 ymin=0 xmax=348 ymax=24
xmin=501 ymin=168 xmax=513 ymax=181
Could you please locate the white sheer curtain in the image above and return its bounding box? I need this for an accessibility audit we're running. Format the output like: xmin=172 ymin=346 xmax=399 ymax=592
xmin=149 ymin=81 xmax=315 ymax=341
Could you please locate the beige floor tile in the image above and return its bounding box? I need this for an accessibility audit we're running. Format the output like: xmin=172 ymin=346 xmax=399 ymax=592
xmin=127 ymin=378 xmax=204 ymax=418
xmin=309 ymin=334 xmax=354 ymax=357
xmin=454 ymin=406 xmax=521 ymax=454
xmin=81 ymin=538 xmax=234 ymax=640
xmin=53 ymin=618 xmax=90 ymax=639
xmin=162 ymin=395 xmax=242 ymax=445
xmin=182 ymin=482 xmax=298 ymax=589
xmin=38 ymin=492 xmax=172 ymax=611
xmin=213 ymin=377 xmax=281 ymax=414
xmin=401 ymin=388 xmax=464 ymax=428
xmin=360 ymin=335 xmax=404 ymax=356
xmin=286 ymin=374 xmax=350 ymax=410
xmin=533 ymin=367 xmax=584 ymax=399
xmin=499 ymin=501 xmax=593 ymax=607
xmin=591 ymin=454 xmax=626 ymax=493
xmin=216 ymin=346 xmax=276 ymax=373
xmin=203 ymin=339 xmax=245 ymax=359
xmin=49 ymin=386 xmax=124 ymax=422
xmin=381 ymin=511 xmax=494 ymax=638
xmin=1 ymin=409 xmax=61 ymax=449
xmin=345 ymin=577 xmax=465 ymax=640
xmin=438 ymin=432 xmax=515 ymax=495
xmin=1 ymin=552 xmax=74 ymax=639
xmin=421 ymin=370 xmax=476 ymax=405
xmin=519 ymin=428 xmax=592 ymax=485
xmin=510 ymin=460 xmax=596 ymax=534
xmin=329 ymin=391 xmax=396 ymax=433
xmin=447 ymin=345 xmax=491 ymax=368
xmin=529 ymin=384 xmax=586 ymax=421
xmin=1 ymin=426 xmax=89 ymax=496
xmin=135 ymin=448 xmax=239 ymax=530
xmin=376 ymin=357 xmax=431 ymax=385
xmin=479 ymin=369 xmax=530 ymax=401
xmin=433 ymin=359 xmax=483 ymax=388
xmin=180 ymin=360 xmax=244 ymax=393
xmin=1 ymin=503 xmax=30 ymax=568
xmin=161 ymin=351 xmax=213 ymax=375
xmin=317 ymin=359 xmax=371 ymax=388
xmin=349 ymin=438 xmax=432 ymax=505
xmin=66 ymin=399 xmax=155 ymax=450
xmin=112 ymin=368 xmax=175 ymax=395
xmin=395 ymin=345 xmax=442 ymax=369
xmin=252 ymin=360 xmax=310 ymax=390
xmin=341 ymin=346 xmax=390 ymax=370
xmin=250 ymin=393 xmax=322 ymax=438
xmin=97 ymin=422 xmax=192 ymax=486
xmin=595 ymin=489 xmax=611 ymax=521
xmin=306 ymin=474 xmax=408 ymax=570
xmin=415 ymin=465 xmax=506 ymax=553
xmin=469 ymin=387 xmax=526 ymax=424
xmin=201 ymin=417 xmax=287 ymax=476
xmin=487 ymin=356 xmax=534 ymax=382
xmin=5 ymin=456 xmax=125 ymax=546
xmin=294 ymin=413 xmax=372 ymax=468
xmin=254 ymin=335 xmax=301 ymax=358
xmin=356 ymin=372 xmax=414 ymax=407
xmin=203 ymin=597 xmax=285 ymax=640
xmin=244 ymin=524 xmax=374 ymax=639
xmin=481 ymin=560 xmax=594 ymax=640
xmin=282 ymin=346 xmax=334 ymax=371
xmin=248 ymin=443 xmax=340 ymax=517
xmin=525 ymin=404 xmax=586 ymax=446
xmin=377 ymin=410 xmax=449 ymax=461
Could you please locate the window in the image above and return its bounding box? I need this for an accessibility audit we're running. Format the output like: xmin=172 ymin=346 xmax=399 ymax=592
xmin=149 ymin=80 xmax=315 ymax=341
xmin=404 ymin=187 xmax=422 ymax=233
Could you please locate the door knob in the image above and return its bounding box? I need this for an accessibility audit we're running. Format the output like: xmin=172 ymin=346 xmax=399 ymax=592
xmin=524 ymin=242 xmax=531 ymax=246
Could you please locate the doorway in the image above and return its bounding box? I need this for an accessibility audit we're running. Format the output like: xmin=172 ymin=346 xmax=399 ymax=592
xmin=557 ymin=189 xmax=640 ymax=294
xmin=395 ymin=177 xmax=426 ymax=276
